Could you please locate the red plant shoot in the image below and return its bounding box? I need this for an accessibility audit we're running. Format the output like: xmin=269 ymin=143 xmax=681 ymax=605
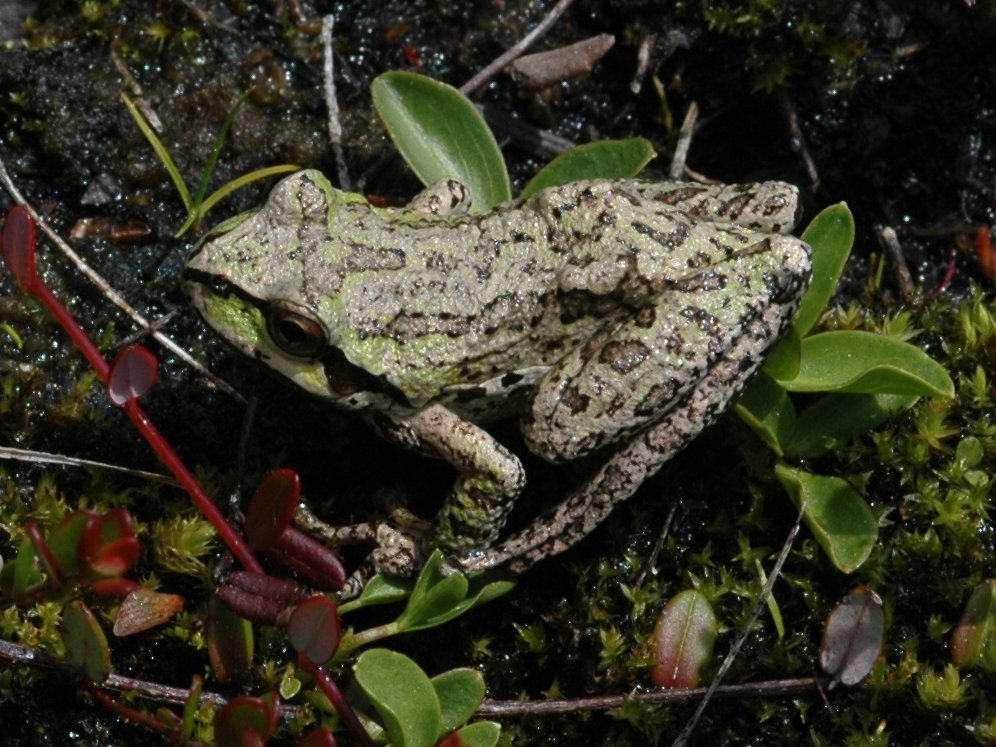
xmin=976 ymin=225 xmax=995 ymax=279
xmin=1 ymin=206 xmax=261 ymax=574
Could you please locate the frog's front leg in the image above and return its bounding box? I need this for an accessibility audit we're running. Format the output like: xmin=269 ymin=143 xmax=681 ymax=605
xmin=365 ymin=403 xmax=525 ymax=576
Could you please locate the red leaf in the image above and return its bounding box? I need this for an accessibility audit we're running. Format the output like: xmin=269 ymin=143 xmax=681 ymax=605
xmin=298 ymin=728 xmax=339 ymax=747
xmin=88 ymin=536 xmax=141 ymax=577
xmin=214 ymin=696 xmax=277 ymax=747
xmin=819 ymin=587 xmax=885 ymax=686
xmin=289 ymin=595 xmax=341 ymax=664
xmin=651 ymin=589 xmax=717 ymax=689
xmin=952 ymin=579 xmax=996 ymax=670
xmin=113 ymin=587 xmax=184 ymax=636
xmin=108 ymin=345 xmax=158 ymax=405
xmin=2 ymin=205 xmax=37 ymax=292
xmin=245 ymin=469 xmax=301 ymax=549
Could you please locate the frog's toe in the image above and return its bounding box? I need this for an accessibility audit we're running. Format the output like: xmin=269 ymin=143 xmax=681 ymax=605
xmin=368 ymin=525 xmax=422 ymax=576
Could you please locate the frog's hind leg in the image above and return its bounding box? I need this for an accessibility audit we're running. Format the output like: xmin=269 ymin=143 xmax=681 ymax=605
xmin=522 ymin=233 xmax=809 ymax=464
xmin=456 ymin=296 xmax=795 ymax=574
xmin=458 ymin=231 xmax=810 ymax=574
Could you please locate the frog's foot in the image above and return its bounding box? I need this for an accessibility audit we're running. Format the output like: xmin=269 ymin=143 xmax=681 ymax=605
xmin=294 ymin=498 xmax=432 ymax=599
xmin=337 ymin=523 xmax=424 ymax=599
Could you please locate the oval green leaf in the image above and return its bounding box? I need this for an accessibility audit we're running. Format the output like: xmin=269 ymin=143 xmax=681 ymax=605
xmin=372 ymin=72 xmax=510 ymax=212
xmin=396 ymin=550 xmax=469 ymax=629
xmin=454 ymin=721 xmax=501 ymax=747
xmin=952 ymin=579 xmax=996 ymax=671
xmin=13 ymin=536 xmax=43 ymax=600
xmin=735 ymin=372 xmax=797 ymax=456
xmin=651 ymin=589 xmax=718 ymax=689
xmin=785 ymin=392 xmax=919 ymax=458
xmin=61 ymin=601 xmax=112 ymax=682
xmin=338 ymin=574 xmax=414 ymax=614
xmin=520 ymin=138 xmax=656 ymax=199
xmin=432 ymin=668 xmax=486 ymax=732
xmin=778 ymin=331 xmax=955 ymax=398
xmin=775 ymin=464 xmax=877 ymax=573
xmin=794 ymin=203 xmax=855 ymax=337
xmin=206 ymin=595 xmax=253 ymax=683
xmin=820 ymin=587 xmax=885 ymax=686
xmin=763 ymin=325 xmax=802 ymax=381
xmin=354 ymin=648 xmax=442 ymax=747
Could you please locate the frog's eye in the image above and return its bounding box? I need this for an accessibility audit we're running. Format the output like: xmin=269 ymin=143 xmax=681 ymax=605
xmin=267 ymin=301 xmax=326 ymax=357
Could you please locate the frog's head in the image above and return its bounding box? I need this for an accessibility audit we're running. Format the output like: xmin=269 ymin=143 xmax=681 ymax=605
xmin=183 ymin=170 xmax=407 ymax=411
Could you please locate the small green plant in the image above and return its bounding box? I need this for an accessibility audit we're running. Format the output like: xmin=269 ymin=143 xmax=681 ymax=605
xmin=121 ymin=90 xmax=299 ymax=236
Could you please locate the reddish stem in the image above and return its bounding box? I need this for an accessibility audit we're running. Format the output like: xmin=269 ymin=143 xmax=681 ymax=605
xmin=29 ymin=281 xmax=110 ymax=381
xmin=123 ymin=399 xmax=262 ymax=574
xmin=299 ymin=657 xmax=376 ymax=747
xmin=24 ymin=521 xmax=66 ymax=588
xmin=4 ymin=207 xmax=261 ymax=575
xmin=87 ymin=682 xmax=180 ymax=738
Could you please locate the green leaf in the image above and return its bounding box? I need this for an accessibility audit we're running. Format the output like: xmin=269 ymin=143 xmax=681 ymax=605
xmin=775 ymin=464 xmax=877 ymax=573
xmin=177 ymin=164 xmax=300 ymax=237
xmin=180 ymin=676 xmax=204 ymax=742
xmin=756 ymin=559 xmax=785 ymax=640
xmin=735 ymin=372 xmax=797 ymax=456
xmin=520 ymin=138 xmax=656 ymax=199
xmin=121 ymin=93 xmax=192 ymax=211
xmin=61 ymin=601 xmax=112 ymax=682
xmin=432 ymin=668 xmax=486 ymax=732
xmin=372 ymin=71 xmax=510 ymax=211
xmin=354 ymin=648 xmax=443 ymax=747
xmin=651 ymin=589 xmax=718 ymax=688
xmin=396 ymin=551 xmax=470 ymax=631
xmin=778 ymin=331 xmax=955 ymax=398
xmin=785 ymin=392 xmax=919 ymax=458
xmin=192 ymin=88 xmax=253 ymax=209
xmin=762 ymin=325 xmax=802 ymax=381
xmin=794 ymin=203 xmax=855 ymax=336
xmin=13 ymin=536 xmax=42 ymax=598
xmin=338 ymin=574 xmax=414 ymax=614
xmin=453 ymin=721 xmax=501 ymax=747
xmin=47 ymin=510 xmax=93 ymax=578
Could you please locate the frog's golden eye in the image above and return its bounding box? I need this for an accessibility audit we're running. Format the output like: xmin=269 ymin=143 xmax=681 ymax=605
xmin=267 ymin=301 xmax=326 ymax=357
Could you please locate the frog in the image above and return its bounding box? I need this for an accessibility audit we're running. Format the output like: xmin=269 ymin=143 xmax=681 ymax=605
xmin=183 ymin=169 xmax=811 ymax=592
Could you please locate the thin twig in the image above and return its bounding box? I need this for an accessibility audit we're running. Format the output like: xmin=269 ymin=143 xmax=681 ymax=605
xmin=633 ymin=503 xmax=677 ymax=589
xmin=110 ymin=43 xmax=163 ymax=132
xmin=877 ymin=225 xmax=917 ymax=303
xmin=0 ymin=637 xmax=304 ymax=716
xmin=778 ymin=91 xmax=820 ymax=191
xmin=0 ymin=446 xmax=177 ymax=485
xmin=478 ymin=675 xmax=825 ymax=717
xmin=0 ymin=152 xmax=244 ymax=403
xmin=460 ymin=0 xmax=578 ymax=95
xmin=670 ymin=500 xmax=807 ymax=747
xmin=322 ymin=14 xmax=352 ymax=191
xmin=669 ymin=101 xmax=699 ymax=180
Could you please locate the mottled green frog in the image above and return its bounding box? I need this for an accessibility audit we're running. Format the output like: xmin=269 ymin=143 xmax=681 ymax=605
xmin=184 ymin=170 xmax=811 ymax=587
